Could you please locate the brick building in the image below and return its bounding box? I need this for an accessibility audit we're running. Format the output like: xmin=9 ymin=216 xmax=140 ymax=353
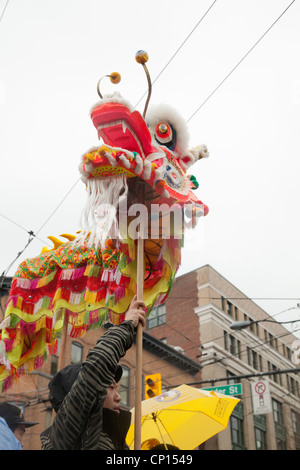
xmin=1 ymin=264 xmax=300 ymax=450
xmin=0 ymin=275 xmax=202 ymax=450
xmin=152 ymin=265 xmax=300 ymax=450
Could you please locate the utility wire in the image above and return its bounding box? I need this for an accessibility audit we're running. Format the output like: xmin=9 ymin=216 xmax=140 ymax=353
xmin=140 ymin=306 xmax=300 ymax=372
xmin=171 ymin=296 xmax=300 ymax=301
xmin=187 ymin=0 xmax=296 ymax=122
xmin=0 ymin=212 xmax=48 ymax=245
xmin=0 ymin=177 xmax=80 ymax=278
xmin=0 ymin=1 xmax=296 ymax=277
xmin=201 ymin=326 xmax=300 ymax=371
xmin=137 ymin=306 xmax=300 ymax=380
xmin=199 ymin=307 xmax=300 ymax=351
xmin=175 ymin=366 xmax=300 ymax=388
xmin=0 ymin=0 xmax=9 ymax=24
xmin=132 ymin=326 xmax=300 ymax=391
xmin=33 ymin=177 xmax=81 ymax=238
xmin=0 ymin=231 xmax=35 ymax=288
xmin=133 ymin=318 xmax=300 ymax=377
xmin=135 ymin=0 xmax=218 ymax=108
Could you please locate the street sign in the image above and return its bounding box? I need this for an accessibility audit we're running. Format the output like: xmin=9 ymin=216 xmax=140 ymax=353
xmin=202 ymin=383 xmax=242 ymax=396
xmin=251 ymin=379 xmax=272 ymax=415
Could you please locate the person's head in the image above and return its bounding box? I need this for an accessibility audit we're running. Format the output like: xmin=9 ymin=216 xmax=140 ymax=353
xmin=103 ymin=379 xmax=122 ymax=414
xmin=151 ymin=443 xmax=180 ymax=450
xmin=48 ymin=363 xmax=123 ymax=413
xmin=0 ymin=402 xmax=38 ymax=448
xmin=141 ymin=438 xmax=180 ymax=450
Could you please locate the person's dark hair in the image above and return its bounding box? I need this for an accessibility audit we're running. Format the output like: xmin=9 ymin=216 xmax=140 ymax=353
xmin=48 ymin=363 xmax=123 ymax=412
xmin=151 ymin=443 xmax=180 ymax=450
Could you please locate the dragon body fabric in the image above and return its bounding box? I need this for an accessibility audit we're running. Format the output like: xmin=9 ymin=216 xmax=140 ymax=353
xmin=0 ymin=89 xmax=208 ymax=390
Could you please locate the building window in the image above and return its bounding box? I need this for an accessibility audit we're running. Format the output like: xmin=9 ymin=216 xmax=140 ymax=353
xmin=234 ymin=306 xmax=238 ymax=320
xmin=71 ymin=341 xmax=83 ymax=364
xmin=254 ymin=414 xmax=267 ymax=450
xmin=269 ymin=333 xmax=274 ymax=348
xmin=252 ymin=350 xmax=258 ymax=370
xmin=224 ymin=331 xmax=228 ymax=350
xmin=286 ymin=374 xmax=298 ymax=395
xmin=230 ymin=398 xmax=245 ymax=449
xmin=146 ymin=304 xmax=166 ymax=329
xmin=291 ymin=410 xmax=300 ymax=450
xmin=119 ymin=366 xmax=130 ymax=407
xmin=229 ymin=335 xmax=235 ymax=354
xmin=282 ymin=343 xmax=286 ymax=358
xmin=227 ymin=301 xmax=233 ymax=317
xmin=247 ymin=347 xmax=251 ymax=366
xmin=258 ymin=355 xmax=263 ymax=372
xmin=237 ymin=340 xmax=241 ymax=359
xmin=272 ymin=399 xmax=286 ymax=450
xmin=227 ymin=373 xmax=245 ymax=449
xmin=230 ymin=414 xmax=245 ymax=450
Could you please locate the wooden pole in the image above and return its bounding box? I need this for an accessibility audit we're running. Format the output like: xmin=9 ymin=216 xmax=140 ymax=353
xmin=134 ymin=182 xmax=145 ymax=450
xmin=57 ymin=312 xmax=68 ymax=371
xmin=52 ymin=311 xmax=68 ymax=422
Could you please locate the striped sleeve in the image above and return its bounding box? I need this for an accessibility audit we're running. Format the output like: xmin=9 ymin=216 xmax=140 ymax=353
xmin=48 ymin=321 xmax=135 ymax=449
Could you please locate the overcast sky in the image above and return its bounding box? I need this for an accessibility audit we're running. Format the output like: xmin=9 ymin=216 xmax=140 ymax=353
xmin=0 ymin=0 xmax=299 ymax=331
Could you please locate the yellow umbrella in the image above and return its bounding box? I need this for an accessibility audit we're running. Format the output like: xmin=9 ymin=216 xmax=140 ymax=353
xmin=126 ymin=384 xmax=240 ymax=450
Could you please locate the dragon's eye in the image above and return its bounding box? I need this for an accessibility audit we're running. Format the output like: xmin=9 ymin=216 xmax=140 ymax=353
xmin=154 ymin=122 xmax=176 ymax=149
xmin=157 ymin=123 xmax=169 ymax=135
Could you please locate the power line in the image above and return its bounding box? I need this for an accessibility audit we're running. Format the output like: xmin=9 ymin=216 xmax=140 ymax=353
xmin=0 ymin=0 xmax=9 ymax=25
xmin=158 ymin=326 xmax=300 ymax=386
xmin=1 ymin=2 xmax=296 ymax=278
xmin=130 ymin=321 xmax=300 ymax=382
xmin=1 ymin=177 xmax=80 ymax=277
xmin=0 ymin=212 xmax=47 ymax=245
xmin=0 ymin=231 xmax=35 ymax=288
xmin=201 ymin=326 xmax=300 ymax=371
xmin=141 ymin=310 xmax=300 ymax=373
xmin=199 ymin=306 xmax=300 ymax=351
xmin=172 ymin=366 xmax=300 ymax=388
xmin=34 ymin=177 xmax=81 ymax=237
xmin=125 ymin=326 xmax=300 ymax=393
xmin=134 ymin=305 xmax=300 ymax=372
xmin=135 ymin=0 xmax=218 ymax=108
xmin=139 ymin=308 xmax=300 ymax=382
xmin=170 ymin=296 xmax=300 ymax=301
xmin=187 ymin=0 xmax=296 ymax=122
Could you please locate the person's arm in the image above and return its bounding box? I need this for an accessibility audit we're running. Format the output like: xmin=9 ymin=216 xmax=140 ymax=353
xmin=48 ymin=297 xmax=145 ymax=449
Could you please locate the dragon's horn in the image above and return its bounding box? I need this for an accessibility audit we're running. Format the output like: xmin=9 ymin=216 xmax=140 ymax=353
xmin=135 ymin=51 xmax=152 ymax=119
xmin=97 ymin=72 xmax=121 ymax=99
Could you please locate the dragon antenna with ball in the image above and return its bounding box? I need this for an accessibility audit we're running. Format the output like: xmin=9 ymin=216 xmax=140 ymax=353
xmin=96 ymin=50 xmax=152 ymax=119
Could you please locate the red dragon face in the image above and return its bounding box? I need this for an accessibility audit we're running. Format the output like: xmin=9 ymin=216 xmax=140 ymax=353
xmin=79 ymin=93 xmax=209 ymax=216
xmin=92 ymin=99 xmax=155 ymax=158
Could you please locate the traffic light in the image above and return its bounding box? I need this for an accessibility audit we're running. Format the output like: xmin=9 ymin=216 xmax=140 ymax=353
xmin=145 ymin=373 xmax=161 ymax=399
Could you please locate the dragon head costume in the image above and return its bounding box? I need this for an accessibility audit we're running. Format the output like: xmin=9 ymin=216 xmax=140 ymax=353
xmin=0 ymin=51 xmax=209 ymax=390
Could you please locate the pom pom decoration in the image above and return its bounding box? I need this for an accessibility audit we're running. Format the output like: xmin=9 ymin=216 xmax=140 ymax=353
xmin=0 ymin=52 xmax=209 ymax=392
xmin=110 ymin=72 xmax=121 ymax=84
xmin=135 ymin=50 xmax=149 ymax=64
